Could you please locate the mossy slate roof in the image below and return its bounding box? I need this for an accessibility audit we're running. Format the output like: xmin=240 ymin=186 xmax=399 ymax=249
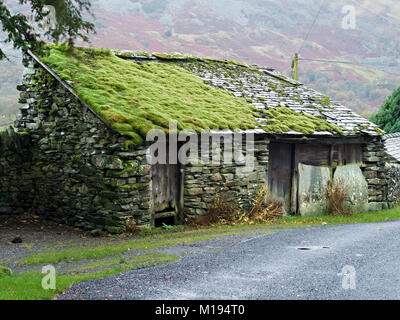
xmin=156 ymin=52 xmax=380 ymax=137
xmin=34 ymin=47 xmax=383 ymax=140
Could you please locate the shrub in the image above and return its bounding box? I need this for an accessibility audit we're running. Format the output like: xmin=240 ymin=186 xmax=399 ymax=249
xmin=327 ymin=179 xmax=351 ymax=216
xmin=188 ymin=187 xmax=284 ymax=226
xmin=188 ymin=193 xmax=239 ymax=226
xmin=123 ymin=217 xmax=141 ymax=233
xmin=238 ymin=187 xmax=283 ymax=224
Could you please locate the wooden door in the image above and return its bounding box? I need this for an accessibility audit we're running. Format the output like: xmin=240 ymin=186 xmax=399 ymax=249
xmin=268 ymin=143 xmax=293 ymax=214
xmin=269 ymin=143 xmax=363 ymax=216
xmin=151 ymin=163 xmax=182 ymax=221
xmin=292 ymin=144 xmax=331 ymax=215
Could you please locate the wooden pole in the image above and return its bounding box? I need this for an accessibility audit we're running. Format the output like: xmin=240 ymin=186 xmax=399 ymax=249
xmin=292 ymin=53 xmax=299 ymax=81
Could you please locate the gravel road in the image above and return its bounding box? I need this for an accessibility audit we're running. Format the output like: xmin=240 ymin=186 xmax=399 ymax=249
xmin=58 ymin=220 xmax=400 ymax=300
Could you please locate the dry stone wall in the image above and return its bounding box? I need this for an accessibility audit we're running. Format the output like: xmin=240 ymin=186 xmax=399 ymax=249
xmin=385 ymin=163 xmax=400 ymax=205
xmin=2 ymin=55 xmax=153 ymax=233
xmin=0 ymin=128 xmax=34 ymax=215
xmin=361 ymin=137 xmax=390 ymax=211
xmin=183 ymin=136 xmax=269 ymax=218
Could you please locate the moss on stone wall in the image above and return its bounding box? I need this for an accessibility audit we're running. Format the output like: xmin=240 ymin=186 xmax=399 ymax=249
xmin=261 ymin=107 xmax=343 ymax=135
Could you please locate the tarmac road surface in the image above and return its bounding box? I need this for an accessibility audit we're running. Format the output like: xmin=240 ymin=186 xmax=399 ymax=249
xmin=58 ymin=220 xmax=400 ymax=300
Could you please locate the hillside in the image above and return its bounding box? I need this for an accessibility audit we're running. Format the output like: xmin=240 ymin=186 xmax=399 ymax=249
xmin=1 ymin=0 xmax=400 ymax=125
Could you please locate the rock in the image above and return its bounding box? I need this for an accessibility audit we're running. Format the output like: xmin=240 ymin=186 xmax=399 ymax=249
xmin=186 ymin=188 xmax=203 ymax=196
xmin=91 ymin=155 xmax=105 ymax=168
xmin=368 ymin=202 xmax=384 ymax=212
xmin=105 ymin=157 xmax=124 ymax=170
xmin=365 ymin=156 xmax=380 ymax=162
xmin=367 ymin=178 xmax=384 ymax=185
xmin=26 ymin=122 xmax=39 ymax=130
xmin=106 ymin=226 xmax=122 ymax=234
xmin=90 ymin=229 xmax=102 ymax=237
xmin=222 ymin=173 xmax=234 ymax=181
xmin=11 ymin=237 xmax=23 ymax=244
xmin=364 ymin=171 xmax=378 ymax=179
xmin=210 ymin=173 xmax=222 ymax=182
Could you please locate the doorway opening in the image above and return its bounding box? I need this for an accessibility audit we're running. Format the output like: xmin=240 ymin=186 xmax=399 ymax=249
xmin=154 ymin=214 xmax=176 ymax=228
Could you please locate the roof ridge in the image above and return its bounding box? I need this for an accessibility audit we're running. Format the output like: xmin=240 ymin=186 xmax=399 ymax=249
xmin=112 ymin=49 xmax=301 ymax=87
xmin=384 ymin=132 xmax=400 ymax=139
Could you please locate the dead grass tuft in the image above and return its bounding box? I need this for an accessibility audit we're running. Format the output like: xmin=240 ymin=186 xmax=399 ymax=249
xmin=188 ymin=187 xmax=283 ymax=226
xmin=238 ymin=187 xmax=283 ymax=224
xmin=327 ymin=179 xmax=352 ymax=216
xmin=188 ymin=193 xmax=239 ymax=226
xmin=123 ymin=217 xmax=142 ymax=234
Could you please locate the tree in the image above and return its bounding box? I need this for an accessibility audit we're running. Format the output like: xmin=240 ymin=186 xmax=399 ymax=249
xmin=0 ymin=0 xmax=95 ymax=60
xmin=370 ymin=86 xmax=400 ymax=133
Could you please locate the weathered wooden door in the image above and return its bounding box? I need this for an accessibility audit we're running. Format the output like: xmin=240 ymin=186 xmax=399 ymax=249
xmin=268 ymin=143 xmax=293 ymax=214
xmin=293 ymin=143 xmax=362 ymax=216
xmin=292 ymin=144 xmax=331 ymax=215
xmin=151 ymin=163 xmax=182 ymax=223
xmin=297 ymin=163 xmax=331 ymax=216
xmin=269 ymin=142 xmax=363 ymax=216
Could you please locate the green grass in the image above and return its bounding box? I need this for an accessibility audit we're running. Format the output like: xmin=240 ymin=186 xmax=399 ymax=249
xmin=2 ymin=224 xmax=277 ymax=300
xmin=0 ymin=252 xmax=179 ymax=300
xmin=39 ymin=44 xmax=258 ymax=145
xmin=2 ymin=207 xmax=400 ymax=300
xmin=18 ymin=225 xmax=278 ymax=267
xmin=277 ymin=207 xmax=400 ymax=225
xmin=66 ymin=252 xmax=178 ymax=275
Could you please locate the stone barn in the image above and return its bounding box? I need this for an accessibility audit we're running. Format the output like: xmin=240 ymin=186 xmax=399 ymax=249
xmin=0 ymin=45 xmax=391 ymax=232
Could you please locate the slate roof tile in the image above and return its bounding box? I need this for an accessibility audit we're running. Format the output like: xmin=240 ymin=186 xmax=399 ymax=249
xmin=384 ymin=133 xmax=400 ymax=161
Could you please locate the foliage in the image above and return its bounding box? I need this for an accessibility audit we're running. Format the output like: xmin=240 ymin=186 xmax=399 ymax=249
xmin=39 ymin=44 xmax=258 ymax=144
xmin=189 ymin=187 xmax=283 ymax=227
xmin=238 ymin=187 xmax=283 ymax=224
xmin=0 ymin=0 xmax=95 ymax=60
xmin=327 ymin=179 xmax=351 ymax=216
xmin=261 ymin=107 xmax=343 ymax=135
xmin=123 ymin=217 xmax=141 ymax=234
xmin=162 ymin=223 xmax=174 ymax=230
xmin=370 ymin=86 xmax=400 ymax=133
xmin=188 ymin=193 xmax=240 ymax=226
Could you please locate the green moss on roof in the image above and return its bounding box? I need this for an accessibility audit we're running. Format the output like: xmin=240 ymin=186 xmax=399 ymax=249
xmin=153 ymin=52 xmax=199 ymax=60
xmin=313 ymin=95 xmax=331 ymax=106
xmin=39 ymin=45 xmax=259 ymax=144
xmin=261 ymin=107 xmax=343 ymax=135
xmin=374 ymin=127 xmax=385 ymax=135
